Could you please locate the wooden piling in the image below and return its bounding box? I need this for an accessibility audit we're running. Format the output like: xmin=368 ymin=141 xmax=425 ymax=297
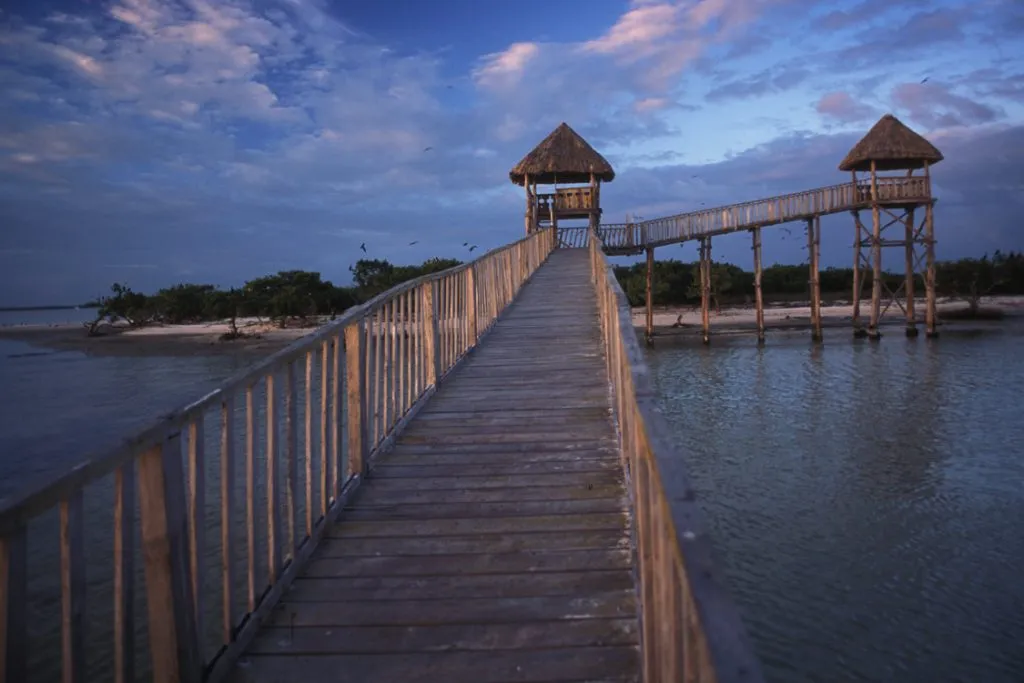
xmin=700 ymin=237 xmax=711 ymax=345
xmin=752 ymin=228 xmax=765 ymax=345
xmin=868 ymin=161 xmax=882 ymax=339
xmin=808 ymin=217 xmax=822 ymax=342
xmin=645 ymin=247 xmax=654 ymax=346
xmin=905 ymin=205 xmax=918 ymax=337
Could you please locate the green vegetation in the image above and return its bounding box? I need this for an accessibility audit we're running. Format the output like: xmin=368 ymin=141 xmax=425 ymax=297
xmin=613 ymin=251 xmax=1024 ymax=311
xmin=85 ymin=251 xmax=1024 ymax=338
xmin=85 ymin=258 xmax=462 ymax=337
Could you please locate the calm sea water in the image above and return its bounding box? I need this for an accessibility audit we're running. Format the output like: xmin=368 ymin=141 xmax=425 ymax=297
xmin=647 ymin=323 xmax=1024 ymax=683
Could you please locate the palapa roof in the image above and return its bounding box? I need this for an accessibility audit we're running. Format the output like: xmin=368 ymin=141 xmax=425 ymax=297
xmin=839 ymin=114 xmax=944 ymax=172
xmin=509 ymin=122 xmax=615 ymax=186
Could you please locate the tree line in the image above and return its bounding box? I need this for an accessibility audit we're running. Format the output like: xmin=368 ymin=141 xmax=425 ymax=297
xmin=613 ymin=250 xmax=1024 ymax=313
xmin=88 ymin=250 xmax=1024 ymax=336
xmin=87 ymin=257 xmax=461 ymax=337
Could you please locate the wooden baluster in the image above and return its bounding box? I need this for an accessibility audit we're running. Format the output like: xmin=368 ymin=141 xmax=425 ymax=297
xmin=319 ymin=341 xmax=329 ymax=515
xmin=423 ymin=281 xmax=439 ymax=387
xmin=266 ymin=373 xmax=280 ymax=582
xmin=219 ymin=397 xmax=234 ymax=646
xmin=1 ymin=524 xmax=28 ymax=683
xmin=59 ymin=491 xmax=86 ymax=683
xmin=245 ymin=385 xmax=256 ymax=613
xmin=304 ymin=352 xmax=313 ymax=537
xmin=113 ymin=463 xmax=135 ymax=683
xmin=187 ymin=416 xmax=205 ymax=657
xmin=345 ymin=320 xmax=365 ymax=478
xmin=285 ymin=362 xmax=298 ymax=559
xmin=382 ymin=302 xmax=391 ymax=434
xmin=138 ymin=435 xmax=201 ymax=683
xmin=331 ymin=335 xmax=341 ymax=498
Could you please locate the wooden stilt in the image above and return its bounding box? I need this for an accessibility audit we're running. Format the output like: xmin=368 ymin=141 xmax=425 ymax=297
xmin=523 ymin=173 xmax=532 ymax=236
xmin=645 ymin=247 xmax=654 ymax=346
xmin=808 ymin=217 xmax=822 ymax=342
xmin=924 ymin=201 xmax=938 ymax=338
xmin=701 ymin=237 xmax=711 ymax=345
xmin=905 ymin=206 xmax=918 ymax=337
xmin=851 ymin=209 xmax=866 ymax=338
xmin=752 ymin=228 xmax=765 ymax=345
xmin=868 ymin=161 xmax=882 ymax=340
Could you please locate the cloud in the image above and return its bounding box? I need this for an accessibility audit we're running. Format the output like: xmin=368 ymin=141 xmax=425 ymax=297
xmin=891 ymin=82 xmax=1001 ymax=129
xmin=816 ymin=92 xmax=879 ymax=124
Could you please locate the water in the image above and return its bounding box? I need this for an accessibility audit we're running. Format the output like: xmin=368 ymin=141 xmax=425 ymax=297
xmin=647 ymin=324 xmax=1024 ymax=682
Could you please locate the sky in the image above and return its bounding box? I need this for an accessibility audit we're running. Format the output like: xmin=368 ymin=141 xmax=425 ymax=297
xmin=1 ymin=0 xmax=1022 ymax=306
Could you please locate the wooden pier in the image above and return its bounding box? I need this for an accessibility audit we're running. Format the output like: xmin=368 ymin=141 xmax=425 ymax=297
xmin=0 ymin=227 xmax=762 ymax=683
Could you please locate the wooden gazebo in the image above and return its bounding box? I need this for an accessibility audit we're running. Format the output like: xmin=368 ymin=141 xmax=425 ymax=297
xmin=840 ymin=113 xmax=942 ymax=338
xmin=510 ymin=122 xmax=615 ymax=236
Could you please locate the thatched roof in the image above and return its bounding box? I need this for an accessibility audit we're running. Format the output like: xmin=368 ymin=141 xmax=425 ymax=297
xmin=509 ymin=122 xmax=615 ymax=186
xmin=839 ymin=114 xmax=944 ymax=172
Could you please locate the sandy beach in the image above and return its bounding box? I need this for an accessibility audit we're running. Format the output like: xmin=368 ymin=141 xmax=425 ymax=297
xmin=0 ymin=317 xmax=320 ymax=358
xmin=631 ymin=295 xmax=1024 ymax=339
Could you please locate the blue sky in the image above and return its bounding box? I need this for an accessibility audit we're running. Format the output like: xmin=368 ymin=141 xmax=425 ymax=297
xmin=1 ymin=0 xmax=1022 ymax=306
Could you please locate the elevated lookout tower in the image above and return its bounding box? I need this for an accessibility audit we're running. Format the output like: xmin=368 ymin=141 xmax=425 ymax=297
xmin=510 ymin=122 xmax=615 ymax=239
xmin=840 ymin=113 xmax=943 ymax=338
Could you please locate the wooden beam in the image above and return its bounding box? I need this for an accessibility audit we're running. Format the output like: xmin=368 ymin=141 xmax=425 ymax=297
xmin=808 ymin=217 xmax=822 ymax=342
xmin=904 ymin=205 xmax=918 ymax=337
xmin=701 ymin=238 xmax=711 ymax=345
xmin=868 ymin=161 xmax=882 ymax=339
xmin=644 ymin=247 xmax=654 ymax=346
xmin=752 ymin=228 xmax=764 ymax=345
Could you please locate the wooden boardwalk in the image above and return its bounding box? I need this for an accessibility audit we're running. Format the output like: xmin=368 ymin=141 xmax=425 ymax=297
xmin=229 ymin=249 xmax=640 ymax=682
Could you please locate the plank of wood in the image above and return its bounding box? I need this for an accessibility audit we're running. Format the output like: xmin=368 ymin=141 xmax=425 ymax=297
xmin=419 ymin=400 xmax=610 ymax=414
xmin=229 ymin=646 xmax=639 ymax=683
xmin=370 ymin=460 xmax=619 ymax=478
xmin=288 ymin=569 xmax=632 ymax=602
xmin=328 ymin=512 xmax=628 ymax=538
xmin=386 ymin=440 xmax=620 ymax=455
xmin=246 ymin=618 xmax=637 ymax=654
xmin=303 ymin=548 xmax=632 ymax=578
xmin=360 ymin=471 xmax=623 ymax=492
xmin=316 ymin=528 xmax=630 ymax=557
xmin=380 ymin=449 xmax=619 ymax=465
xmin=342 ymin=497 xmax=624 ymax=521
xmin=343 ymin=482 xmax=623 ymax=506
xmin=263 ymin=591 xmax=638 ymax=627
xmin=399 ymin=432 xmax=618 ymax=446
xmin=411 ymin=406 xmax=611 ymax=421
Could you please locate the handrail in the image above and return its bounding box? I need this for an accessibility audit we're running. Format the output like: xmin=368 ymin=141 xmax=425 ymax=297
xmin=0 ymin=227 xmax=558 ymax=683
xmin=599 ymin=176 xmax=930 ymax=250
xmin=588 ymin=227 xmax=766 ymax=682
xmin=556 ymin=226 xmax=590 ymax=248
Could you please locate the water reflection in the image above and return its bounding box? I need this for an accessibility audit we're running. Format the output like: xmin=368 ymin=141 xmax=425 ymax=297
xmin=647 ymin=326 xmax=1024 ymax=683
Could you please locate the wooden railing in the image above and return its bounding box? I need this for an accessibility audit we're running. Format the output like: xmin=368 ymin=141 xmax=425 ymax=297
xmin=536 ymin=186 xmax=596 ymax=216
xmin=599 ymin=176 xmax=930 ymax=250
xmin=0 ymin=228 xmax=557 ymax=683
xmin=588 ymin=228 xmax=765 ymax=683
xmin=557 ymin=226 xmax=590 ymax=248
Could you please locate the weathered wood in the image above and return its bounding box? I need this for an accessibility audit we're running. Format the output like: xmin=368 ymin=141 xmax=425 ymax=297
xmin=1 ymin=524 xmax=27 ymax=683
xmin=220 ymin=397 xmax=235 ymax=646
xmin=904 ymin=205 xmax=918 ymax=336
xmin=265 ymin=374 xmax=280 ymax=581
xmin=138 ymin=437 xmax=201 ymax=683
xmin=924 ymin=198 xmax=938 ymax=337
xmin=59 ymin=491 xmax=86 ymax=683
xmin=229 ymin=646 xmax=639 ymax=683
xmin=304 ymin=548 xmax=632 ymax=578
xmin=248 ymin=618 xmax=636 ymax=654
xmin=868 ymin=160 xmax=883 ymax=338
xmin=245 ymin=385 xmax=256 ymax=612
xmin=349 ymin=481 xmax=623 ymax=505
xmin=318 ymin=528 xmax=631 ymax=557
xmin=284 ymin=362 xmax=298 ymax=558
xmin=187 ymin=415 xmax=205 ymax=656
xmin=752 ymin=227 xmax=765 ymax=344
xmin=644 ymin=246 xmax=654 ymax=345
xmin=344 ymin=322 xmax=364 ymax=478
xmin=113 ymin=462 xmax=135 ymax=683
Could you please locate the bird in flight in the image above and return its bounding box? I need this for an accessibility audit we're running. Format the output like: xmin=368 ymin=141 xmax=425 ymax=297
xmin=360 ymin=242 xmax=367 ymax=253
xmin=469 ymin=245 xmax=478 ymax=252
xmin=920 ymin=76 xmax=929 ymax=84
xmin=409 ymin=240 xmax=419 ymax=246
xmin=462 ymin=241 xmax=469 ymax=247
xmin=424 ymin=146 xmax=433 ymax=152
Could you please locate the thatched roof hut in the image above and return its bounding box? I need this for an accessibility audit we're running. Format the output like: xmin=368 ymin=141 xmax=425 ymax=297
xmin=509 ymin=122 xmax=615 ymax=186
xmin=839 ymin=114 xmax=944 ymax=172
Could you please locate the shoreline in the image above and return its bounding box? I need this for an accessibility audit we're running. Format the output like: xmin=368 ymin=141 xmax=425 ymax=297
xmin=0 ymin=318 xmax=321 ymax=358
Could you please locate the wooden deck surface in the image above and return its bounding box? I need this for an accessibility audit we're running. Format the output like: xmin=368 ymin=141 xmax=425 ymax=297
xmin=229 ymin=249 xmax=640 ymax=683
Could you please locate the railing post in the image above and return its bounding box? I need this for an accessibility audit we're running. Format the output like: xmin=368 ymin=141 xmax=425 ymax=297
xmin=422 ymin=281 xmax=439 ymax=386
xmin=344 ymin=321 xmax=365 ymax=478
xmin=466 ymin=265 xmax=479 ymax=346
xmin=138 ymin=435 xmax=201 ymax=683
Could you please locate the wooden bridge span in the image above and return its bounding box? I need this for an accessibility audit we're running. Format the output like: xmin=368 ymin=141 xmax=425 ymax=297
xmin=0 ymin=228 xmax=763 ymax=683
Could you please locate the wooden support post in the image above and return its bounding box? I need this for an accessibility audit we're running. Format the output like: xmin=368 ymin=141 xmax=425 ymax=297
xmin=422 ymin=281 xmax=439 ymax=385
xmin=138 ymin=435 xmax=202 ymax=683
xmin=466 ymin=265 xmax=478 ymax=347
xmin=645 ymin=247 xmax=654 ymax=346
xmin=851 ymin=210 xmax=865 ymax=337
xmin=808 ymin=217 xmax=822 ymax=342
xmin=752 ymin=228 xmax=765 ymax=345
xmin=523 ymin=173 xmax=532 ymax=236
xmin=868 ymin=161 xmax=882 ymax=340
xmin=344 ymin=322 xmax=365 ymax=478
xmin=701 ymin=237 xmax=711 ymax=345
xmin=925 ymin=201 xmax=938 ymax=338
xmin=905 ymin=206 xmax=918 ymax=337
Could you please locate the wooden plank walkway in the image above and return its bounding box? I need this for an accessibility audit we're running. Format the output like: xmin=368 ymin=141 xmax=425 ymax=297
xmin=229 ymin=249 xmax=640 ymax=683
